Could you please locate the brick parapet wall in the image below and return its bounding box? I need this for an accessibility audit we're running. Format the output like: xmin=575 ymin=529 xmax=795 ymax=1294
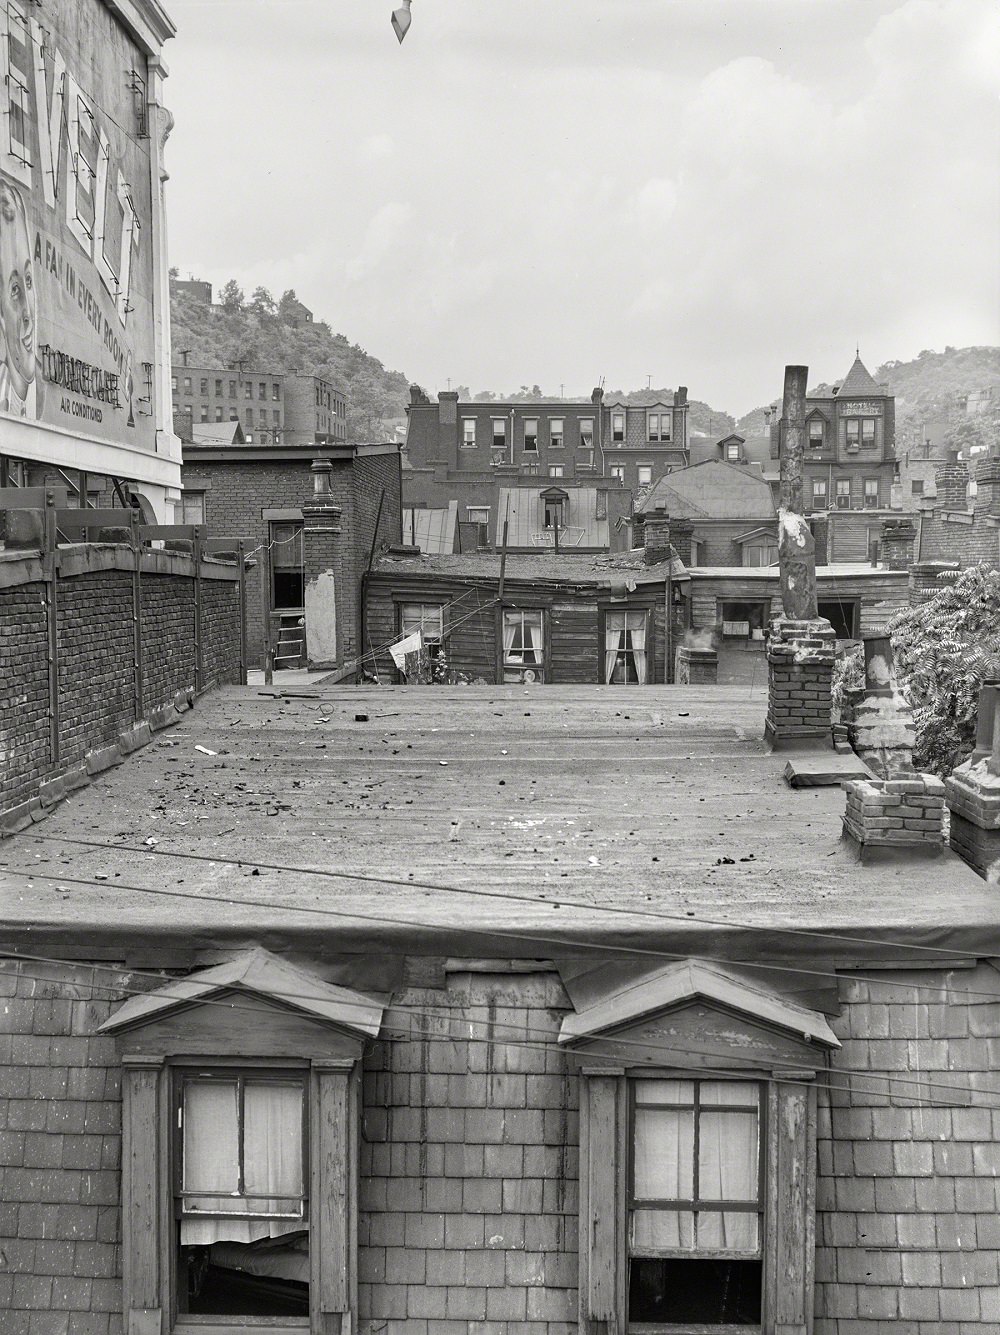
xmin=359 ymin=971 xmax=578 ymax=1335
xmin=815 ymin=964 xmax=1000 ymax=1331
xmin=0 ymin=547 xmax=242 ymax=817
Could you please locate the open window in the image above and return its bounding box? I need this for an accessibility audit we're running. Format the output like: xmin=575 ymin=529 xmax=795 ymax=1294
xmin=101 ymin=949 xmax=384 ymax=1335
xmin=560 ymin=958 xmax=839 ymax=1335
xmin=502 ymin=608 xmax=545 ymax=683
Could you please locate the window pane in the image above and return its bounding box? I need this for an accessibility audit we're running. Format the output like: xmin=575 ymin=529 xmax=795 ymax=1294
xmin=631 ymin=1209 xmax=694 ymax=1251
xmin=635 ymin=1080 xmax=694 ymax=1105
xmin=183 ymin=1081 xmax=239 ymax=1194
xmin=699 ymin=1082 xmax=758 ymax=1108
xmin=634 ymin=1108 xmax=694 ymax=1199
xmin=697 ymin=1211 xmax=759 ymax=1253
xmin=698 ymin=1111 xmax=758 ymax=1203
xmin=244 ymin=1081 xmax=304 ymax=1199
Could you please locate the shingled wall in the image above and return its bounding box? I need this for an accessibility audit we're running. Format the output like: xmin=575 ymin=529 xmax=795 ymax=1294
xmin=816 ymin=964 xmax=1000 ymax=1330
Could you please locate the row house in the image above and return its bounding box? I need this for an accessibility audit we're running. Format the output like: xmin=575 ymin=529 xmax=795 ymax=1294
xmin=770 ymin=354 xmax=896 ymax=514
xmin=172 ymin=366 xmax=347 ymax=447
xmin=403 ymin=387 xmax=690 ymax=540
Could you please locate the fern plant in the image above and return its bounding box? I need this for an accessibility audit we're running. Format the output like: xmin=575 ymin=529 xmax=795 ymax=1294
xmin=886 ymin=563 xmax=1000 ymax=775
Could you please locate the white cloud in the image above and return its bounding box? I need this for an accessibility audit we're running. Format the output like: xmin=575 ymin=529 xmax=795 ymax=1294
xmin=344 ymin=202 xmax=416 ymax=283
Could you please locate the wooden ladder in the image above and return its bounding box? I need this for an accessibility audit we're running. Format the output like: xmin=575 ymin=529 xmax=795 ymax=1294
xmin=273 ymin=612 xmax=305 ymax=669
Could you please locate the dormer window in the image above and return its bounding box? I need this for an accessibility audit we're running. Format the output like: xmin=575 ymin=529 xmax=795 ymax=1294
xmin=612 ymin=411 xmax=625 ymax=443
xmin=647 ymin=410 xmax=672 ymax=443
xmin=102 ymin=949 xmax=383 ymax=1335
xmin=725 ymin=442 xmax=741 ymax=462
xmin=808 ymin=419 xmax=824 ymax=447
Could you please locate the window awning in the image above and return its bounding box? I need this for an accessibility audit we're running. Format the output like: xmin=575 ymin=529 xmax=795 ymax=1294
xmin=558 ymin=957 xmax=840 ymax=1052
xmin=99 ymin=946 xmax=385 ymax=1039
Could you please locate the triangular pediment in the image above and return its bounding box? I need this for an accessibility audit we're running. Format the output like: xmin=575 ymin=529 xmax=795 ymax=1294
xmin=558 ymin=958 xmax=839 ymax=1053
xmin=100 ymin=947 xmax=384 ymax=1039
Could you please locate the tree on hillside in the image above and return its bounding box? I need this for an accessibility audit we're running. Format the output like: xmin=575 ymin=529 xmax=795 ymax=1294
xmin=219 ymin=280 xmax=245 ymax=312
xmin=279 ymin=289 xmax=302 ymax=321
xmin=249 ymin=286 xmax=276 ymax=316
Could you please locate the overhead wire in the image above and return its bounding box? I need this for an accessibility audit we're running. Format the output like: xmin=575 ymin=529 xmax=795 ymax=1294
xmin=0 ymin=951 xmax=988 ymax=1109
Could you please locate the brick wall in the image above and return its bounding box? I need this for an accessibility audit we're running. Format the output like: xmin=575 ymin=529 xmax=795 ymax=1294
xmin=359 ymin=971 xmax=578 ymax=1335
xmin=185 ymin=448 xmax=401 ymax=668
xmin=816 ymin=964 xmax=1000 ymax=1330
xmin=0 ymin=548 xmax=242 ymax=817
xmin=0 ymin=957 xmax=127 ymax=1335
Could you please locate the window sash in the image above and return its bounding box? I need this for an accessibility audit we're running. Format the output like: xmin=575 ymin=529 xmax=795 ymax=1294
xmin=401 ymin=602 xmax=444 ymax=642
xmin=549 ymin=418 xmax=565 ymax=447
xmin=461 ymin=419 xmax=477 ymax=447
xmin=612 ymin=413 xmax=625 ymax=442
xmin=629 ymin=1080 xmax=763 ymax=1259
xmin=177 ymin=1072 xmax=307 ymax=1245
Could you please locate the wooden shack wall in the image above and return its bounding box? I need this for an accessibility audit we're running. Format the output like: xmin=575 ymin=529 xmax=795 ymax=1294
xmin=364 ymin=575 xmax=669 ymax=685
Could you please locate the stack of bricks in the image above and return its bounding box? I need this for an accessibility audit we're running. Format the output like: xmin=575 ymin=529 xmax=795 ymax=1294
xmin=945 ymin=683 xmax=1000 ymax=880
xmin=764 ymin=616 xmax=837 ymax=749
xmin=842 ymin=774 xmax=946 ymax=860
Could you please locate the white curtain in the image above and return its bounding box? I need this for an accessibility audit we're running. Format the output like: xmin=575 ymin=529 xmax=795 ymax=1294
xmin=628 ymin=612 xmax=647 ymax=684
xmin=180 ymin=1080 xmax=305 ymax=1245
xmin=502 ymin=614 xmax=518 ymax=660
xmin=605 ymin=612 xmax=625 ymax=683
xmin=523 ymin=614 xmax=542 ymax=664
xmin=697 ymin=1083 xmax=759 ymax=1252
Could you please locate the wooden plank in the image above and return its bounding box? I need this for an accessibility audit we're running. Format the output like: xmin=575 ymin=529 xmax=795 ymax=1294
xmin=315 ymin=1064 xmax=352 ymax=1317
xmin=122 ymin=1059 xmax=163 ymax=1321
xmin=585 ymin=1074 xmax=621 ymax=1327
xmin=772 ymin=1081 xmax=812 ymax=1330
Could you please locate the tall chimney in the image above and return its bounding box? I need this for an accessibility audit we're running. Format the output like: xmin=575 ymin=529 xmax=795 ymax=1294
xmin=643 ymin=507 xmax=671 ymax=566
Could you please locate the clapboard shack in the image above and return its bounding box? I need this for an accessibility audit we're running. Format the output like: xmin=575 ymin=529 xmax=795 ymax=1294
xmin=363 ymin=545 xmax=689 ymax=685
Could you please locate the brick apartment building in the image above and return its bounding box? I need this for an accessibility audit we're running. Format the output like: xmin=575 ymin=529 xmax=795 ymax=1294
xmin=0 ymin=0 xmax=181 ymax=522
xmin=182 ymin=439 xmax=402 ymax=666
xmin=770 ymin=354 xmax=897 ymax=514
xmin=403 ymin=386 xmax=690 ymax=533
xmin=172 ymin=366 xmax=347 ymax=447
xmin=3 ymin=680 xmax=1000 ymax=1333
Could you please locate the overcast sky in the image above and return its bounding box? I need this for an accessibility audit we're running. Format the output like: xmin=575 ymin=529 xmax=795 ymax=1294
xmin=164 ymin=0 xmax=999 ymax=413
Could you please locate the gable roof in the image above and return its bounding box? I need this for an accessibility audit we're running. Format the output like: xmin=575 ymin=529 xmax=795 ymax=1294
xmin=836 ymin=355 xmax=882 ymax=398
xmin=191 ymin=420 xmax=246 ymax=446
xmin=98 ymin=947 xmax=385 ymax=1037
xmin=639 ymin=459 xmax=776 ymax=520
xmin=557 ymin=958 xmax=840 ymax=1048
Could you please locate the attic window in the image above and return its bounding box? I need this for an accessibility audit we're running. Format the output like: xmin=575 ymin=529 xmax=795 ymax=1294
xmin=725 ymin=443 xmax=741 ymax=462
xmin=178 ymin=1071 xmax=309 ymax=1317
xmin=628 ymin=1079 xmax=763 ymax=1326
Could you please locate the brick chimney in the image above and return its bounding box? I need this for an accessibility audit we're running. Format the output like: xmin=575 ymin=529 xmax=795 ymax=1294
xmin=669 ymin=518 xmax=694 ymax=565
xmin=643 ymin=507 xmax=671 ymax=565
xmin=438 ymin=391 xmax=459 ymax=426
xmin=591 ymin=386 xmax=604 ymax=405
xmin=946 ymin=682 xmax=1000 ymax=879
xmin=879 ymin=517 xmax=917 ymax=571
xmin=935 ymin=451 xmax=970 ymax=511
xmin=974 ymin=449 xmax=1000 ymax=520
xmin=675 ymin=386 xmax=688 ymax=406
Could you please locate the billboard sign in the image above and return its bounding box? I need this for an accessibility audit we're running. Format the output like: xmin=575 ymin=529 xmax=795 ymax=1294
xmin=0 ymin=0 xmax=156 ymax=449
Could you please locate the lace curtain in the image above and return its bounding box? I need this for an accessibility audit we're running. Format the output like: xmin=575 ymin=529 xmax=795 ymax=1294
xmin=181 ymin=1080 xmax=305 ymax=1245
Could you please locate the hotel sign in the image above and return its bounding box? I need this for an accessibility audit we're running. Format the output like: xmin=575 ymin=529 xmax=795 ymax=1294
xmin=0 ymin=0 xmax=155 ymax=448
xmin=839 ymin=401 xmax=883 ymax=416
